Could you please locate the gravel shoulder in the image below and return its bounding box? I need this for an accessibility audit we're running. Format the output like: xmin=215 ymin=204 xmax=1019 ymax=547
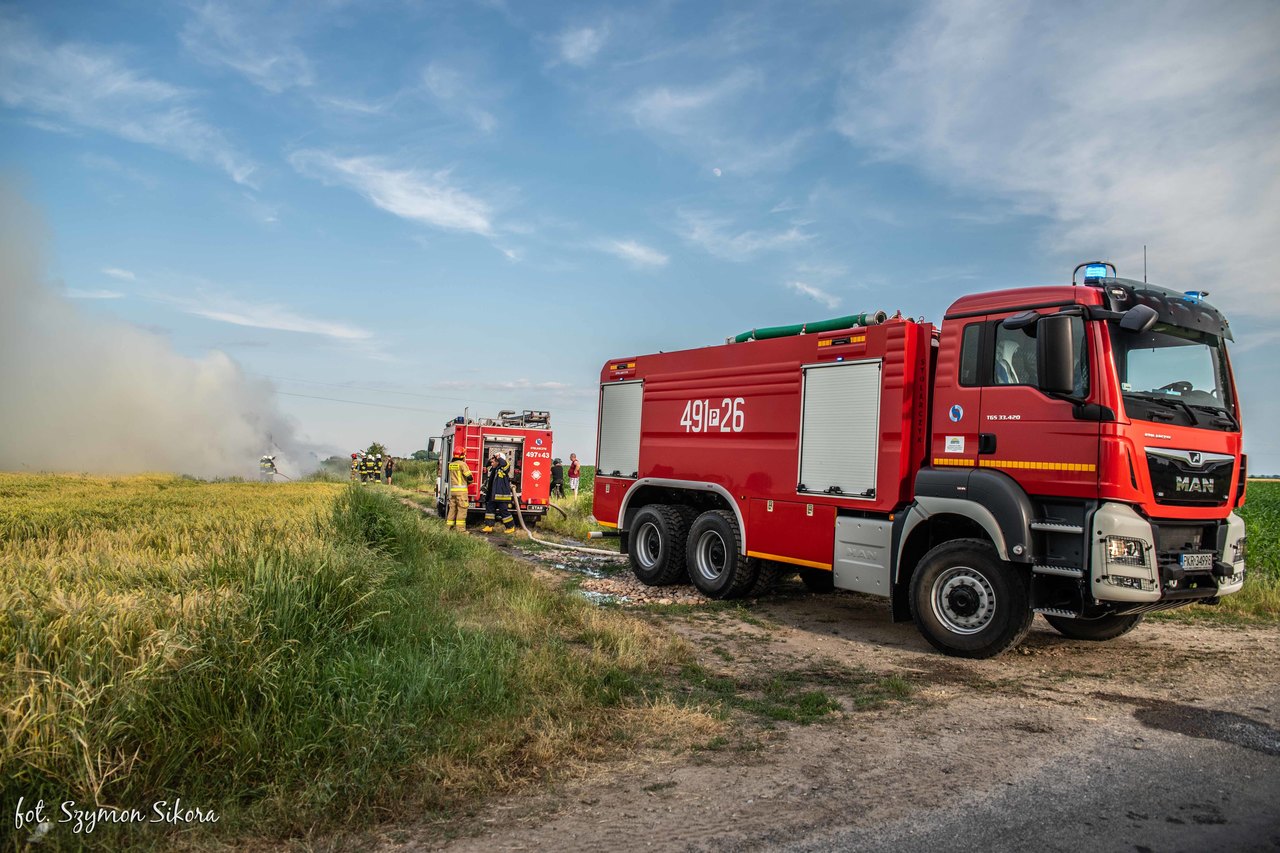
xmin=372 ymin=524 xmax=1280 ymax=852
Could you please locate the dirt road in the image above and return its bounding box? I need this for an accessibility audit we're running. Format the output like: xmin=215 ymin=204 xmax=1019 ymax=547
xmin=380 ymin=531 xmax=1280 ymax=852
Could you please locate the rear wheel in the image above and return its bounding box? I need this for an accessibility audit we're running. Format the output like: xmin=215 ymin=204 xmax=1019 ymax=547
xmin=627 ymin=505 xmax=693 ymax=585
xmin=909 ymin=539 xmax=1033 ymax=659
xmin=1044 ymin=613 xmax=1144 ymax=641
xmin=746 ymin=559 xmax=783 ymax=597
xmin=686 ymin=510 xmax=757 ymax=599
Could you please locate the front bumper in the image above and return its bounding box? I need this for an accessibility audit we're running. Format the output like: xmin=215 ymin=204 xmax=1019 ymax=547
xmin=1089 ymin=503 xmax=1246 ymax=603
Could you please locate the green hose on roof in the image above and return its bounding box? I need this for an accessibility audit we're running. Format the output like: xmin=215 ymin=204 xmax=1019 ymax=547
xmin=732 ymin=311 xmax=888 ymax=343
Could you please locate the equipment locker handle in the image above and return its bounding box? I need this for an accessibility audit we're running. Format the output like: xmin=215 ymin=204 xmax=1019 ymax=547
xmin=978 ymin=433 xmax=997 ymax=455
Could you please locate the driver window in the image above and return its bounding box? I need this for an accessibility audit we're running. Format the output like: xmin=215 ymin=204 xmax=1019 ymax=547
xmin=992 ymin=325 xmax=1037 ymax=386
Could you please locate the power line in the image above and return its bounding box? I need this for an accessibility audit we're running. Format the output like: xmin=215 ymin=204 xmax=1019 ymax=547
xmin=275 ymin=391 xmax=596 ymax=427
xmin=253 ymin=372 xmax=596 ymax=415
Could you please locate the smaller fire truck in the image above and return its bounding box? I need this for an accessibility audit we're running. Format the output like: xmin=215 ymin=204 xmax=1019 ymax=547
xmin=593 ymin=264 xmax=1248 ymax=658
xmin=434 ymin=410 xmax=554 ymax=525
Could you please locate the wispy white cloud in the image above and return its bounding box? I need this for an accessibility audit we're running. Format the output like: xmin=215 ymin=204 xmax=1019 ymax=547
xmin=101 ymin=267 xmax=137 ymax=281
xmin=555 ymin=25 xmax=608 ymax=67
xmin=836 ymin=0 xmax=1280 ymax=315
xmin=289 ymin=150 xmax=494 ymax=237
xmin=421 ymin=62 xmax=498 ymax=133
xmin=628 ymin=69 xmax=811 ymax=174
xmin=786 ymin=280 xmax=839 ymax=310
xmin=80 ymin=153 xmax=159 ymax=189
xmin=0 ymin=15 xmax=256 ymax=185
xmin=181 ymin=1 xmax=313 ymax=93
xmin=68 ymin=288 xmax=125 ymax=300
xmin=678 ymin=211 xmax=809 ymax=260
xmin=159 ymin=291 xmax=373 ymax=341
xmin=599 ymin=239 xmax=669 ymax=268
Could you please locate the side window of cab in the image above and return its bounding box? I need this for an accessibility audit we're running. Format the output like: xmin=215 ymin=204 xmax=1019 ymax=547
xmin=981 ymin=315 xmax=1090 ymax=397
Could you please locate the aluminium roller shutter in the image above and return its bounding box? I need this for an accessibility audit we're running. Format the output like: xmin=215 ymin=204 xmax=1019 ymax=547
xmin=798 ymin=360 xmax=881 ymax=497
xmin=597 ymin=381 xmax=643 ymax=477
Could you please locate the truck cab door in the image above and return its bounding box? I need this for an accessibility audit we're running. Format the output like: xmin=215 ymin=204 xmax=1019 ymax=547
xmin=979 ymin=312 xmax=1100 ymax=500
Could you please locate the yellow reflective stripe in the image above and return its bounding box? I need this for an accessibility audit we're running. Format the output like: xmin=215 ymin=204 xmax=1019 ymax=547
xmin=932 ymin=458 xmax=975 ymax=466
xmin=597 ymin=520 xmax=617 ymax=528
xmin=978 ymin=459 xmax=1097 ymax=472
xmin=747 ymin=551 xmax=832 ymax=570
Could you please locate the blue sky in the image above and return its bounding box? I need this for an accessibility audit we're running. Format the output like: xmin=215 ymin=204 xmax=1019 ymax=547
xmin=2 ymin=0 xmax=1278 ymax=470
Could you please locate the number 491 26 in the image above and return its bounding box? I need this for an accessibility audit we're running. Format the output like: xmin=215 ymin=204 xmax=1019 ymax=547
xmin=679 ymin=397 xmax=745 ymax=433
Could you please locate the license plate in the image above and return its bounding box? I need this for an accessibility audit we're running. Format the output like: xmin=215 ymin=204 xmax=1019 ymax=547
xmin=1180 ymin=553 xmax=1213 ymax=570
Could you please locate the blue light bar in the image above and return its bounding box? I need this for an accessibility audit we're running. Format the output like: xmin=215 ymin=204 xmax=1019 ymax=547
xmin=1184 ymin=290 xmax=1209 ymax=303
xmin=1084 ymin=264 xmax=1109 ymax=280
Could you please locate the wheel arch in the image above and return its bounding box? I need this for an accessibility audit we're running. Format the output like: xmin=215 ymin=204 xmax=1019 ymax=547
xmin=619 ymin=478 xmax=746 ymax=554
xmin=890 ymin=506 xmax=1003 ymax=622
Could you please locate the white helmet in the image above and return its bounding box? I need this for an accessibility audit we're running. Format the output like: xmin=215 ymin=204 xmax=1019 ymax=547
xmin=376 ymin=453 xmax=382 ymax=459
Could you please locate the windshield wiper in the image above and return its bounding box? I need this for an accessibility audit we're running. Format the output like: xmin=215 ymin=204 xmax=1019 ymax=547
xmin=1125 ymin=392 xmax=1201 ymax=425
xmin=1187 ymin=403 xmax=1238 ymax=430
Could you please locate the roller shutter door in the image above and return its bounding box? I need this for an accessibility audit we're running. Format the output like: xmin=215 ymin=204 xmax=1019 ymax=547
xmin=798 ymin=361 xmax=881 ymax=498
xmin=597 ymin=381 xmax=643 ymax=477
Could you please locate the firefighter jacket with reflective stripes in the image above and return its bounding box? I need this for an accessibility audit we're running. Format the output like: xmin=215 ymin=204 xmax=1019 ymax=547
xmin=448 ymin=459 xmax=474 ymax=492
xmin=486 ymin=459 xmax=514 ymax=501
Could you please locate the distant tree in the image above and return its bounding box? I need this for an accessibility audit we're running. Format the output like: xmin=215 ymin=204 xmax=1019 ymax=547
xmin=411 ymin=449 xmax=430 ymax=461
xmin=366 ymin=442 xmax=387 ymax=456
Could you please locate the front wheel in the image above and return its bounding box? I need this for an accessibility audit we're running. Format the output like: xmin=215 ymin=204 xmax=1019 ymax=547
xmin=1044 ymin=613 xmax=1144 ymax=641
xmin=909 ymin=539 xmax=1033 ymax=658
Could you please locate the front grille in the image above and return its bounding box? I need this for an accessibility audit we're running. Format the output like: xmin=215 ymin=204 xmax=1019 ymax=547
xmin=1155 ymin=524 xmax=1205 ymax=552
xmin=1146 ymin=451 xmax=1233 ymax=506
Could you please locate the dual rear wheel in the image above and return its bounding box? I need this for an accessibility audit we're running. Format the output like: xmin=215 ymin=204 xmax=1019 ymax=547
xmin=627 ymin=505 xmax=763 ymax=599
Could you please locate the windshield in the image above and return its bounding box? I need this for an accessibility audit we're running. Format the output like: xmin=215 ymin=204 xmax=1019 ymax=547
xmin=1110 ymin=323 xmax=1237 ymax=431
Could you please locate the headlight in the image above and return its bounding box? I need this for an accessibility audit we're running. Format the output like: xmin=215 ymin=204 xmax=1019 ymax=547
xmin=1106 ymin=536 xmax=1147 ymax=566
xmin=1232 ymin=537 xmax=1247 ymax=566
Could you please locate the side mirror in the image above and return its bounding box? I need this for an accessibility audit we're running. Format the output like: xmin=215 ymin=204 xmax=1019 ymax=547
xmin=427 ymin=438 xmax=437 ymax=454
xmin=1120 ymin=304 xmax=1158 ymax=333
xmin=1037 ymin=314 xmax=1075 ymax=395
xmin=1001 ymin=310 xmax=1040 ymax=333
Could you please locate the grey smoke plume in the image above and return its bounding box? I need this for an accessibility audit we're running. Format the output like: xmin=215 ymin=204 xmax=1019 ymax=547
xmin=0 ymin=186 xmax=304 ymax=478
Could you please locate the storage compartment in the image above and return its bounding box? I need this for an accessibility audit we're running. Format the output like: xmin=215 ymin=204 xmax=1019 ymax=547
xmin=598 ymin=381 xmax=643 ymax=478
xmin=798 ymin=360 xmax=881 ymax=498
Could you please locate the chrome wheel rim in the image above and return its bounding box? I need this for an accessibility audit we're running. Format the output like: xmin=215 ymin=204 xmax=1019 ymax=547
xmin=693 ymin=530 xmax=729 ymax=582
xmin=635 ymin=521 xmax=662 ymax=570
xmin=931 ymin=566 xmax=996 ymax=635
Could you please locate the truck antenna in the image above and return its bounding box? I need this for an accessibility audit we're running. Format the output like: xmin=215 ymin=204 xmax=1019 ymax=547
xmin=1143 ymin=245 xmax=1147 ymax=283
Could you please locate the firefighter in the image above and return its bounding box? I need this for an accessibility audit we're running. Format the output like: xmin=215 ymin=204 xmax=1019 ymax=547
xmin=550 ymin=458 xmax=565 ymax=498
xmin=350 ymin=453 xmax=359 ymax=481
xmin=446 ymin=448 xmax=473 ymax=531
xmin=374 ymin=453 xmax=383 ymax=484
xmin=259 ymin=455 xmax=276 ymax=482
xmin=481 ymin=453 xmax=516 ymax=534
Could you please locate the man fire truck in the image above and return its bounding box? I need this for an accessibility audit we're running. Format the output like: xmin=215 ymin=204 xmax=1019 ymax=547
xmin=592 ymin=263 xmax=1248 ymax=658
xmin=434 ymin=410 xmax=553 ymax=528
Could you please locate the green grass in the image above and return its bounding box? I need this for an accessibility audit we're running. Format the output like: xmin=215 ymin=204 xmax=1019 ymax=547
xmin=1 ymin=474 xmax=690 ymax=848
xmin=677 ymin=662 xmax=912 ymax=725
xmin=540 ymin=466 xmax=607 ymax=542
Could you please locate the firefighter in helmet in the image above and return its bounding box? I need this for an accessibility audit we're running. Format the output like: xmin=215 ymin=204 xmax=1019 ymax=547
xmin=446 ymin=447 xmax=473 ymax=532
xmin=350 ymin=453 xmax=359 ymax=481
xmin=481 ymin=452 xmax=516 ymax=534
xmin=259 ymin=455 xmax=277 ymax=482
xmin=374 ymin=453 xmax=383 ymax=484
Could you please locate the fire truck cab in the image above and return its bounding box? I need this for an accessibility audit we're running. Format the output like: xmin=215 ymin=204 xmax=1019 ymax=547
xmin=593 ymin=264 xmax=1248 ymax=657
xmin=436 ymin=410 xmax=554 ymax=526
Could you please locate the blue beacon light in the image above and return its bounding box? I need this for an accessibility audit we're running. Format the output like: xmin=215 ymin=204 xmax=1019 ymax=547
xmin=1083 ymin=264 xmax=1110 ymax=282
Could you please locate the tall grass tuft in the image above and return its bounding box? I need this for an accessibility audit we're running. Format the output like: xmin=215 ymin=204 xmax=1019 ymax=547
xmin=1 ymin=473 xmax=689 ymax=847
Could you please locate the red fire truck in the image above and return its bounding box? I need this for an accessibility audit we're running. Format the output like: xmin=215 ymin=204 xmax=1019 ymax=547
xmin=435 ymin=410 xmax=554 ymax=526
xmin=593 ymin=263 xmax=1248 ymax=657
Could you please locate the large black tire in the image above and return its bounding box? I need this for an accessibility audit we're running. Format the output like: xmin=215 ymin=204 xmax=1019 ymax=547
xmin=909 ymin=539 xmax=1033 ymax=659
xmin=685 ymin=510 xmax=758 ymax=599
xmin=1044 ymin=613 xmax=1144 ymax=641
xmin=628 ymin=505 xmax=693 ymax=585
xmin=798 ymin=568 xmax=835 ymax=593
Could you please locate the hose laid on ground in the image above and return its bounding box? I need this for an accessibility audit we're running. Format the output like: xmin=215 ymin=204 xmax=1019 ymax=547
xmin=510 ymin=489 xmax=625 ymax=556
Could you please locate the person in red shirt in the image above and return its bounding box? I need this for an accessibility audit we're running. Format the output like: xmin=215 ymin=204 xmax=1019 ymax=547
xmin=568 ymin=453 xmax=581 ymax=496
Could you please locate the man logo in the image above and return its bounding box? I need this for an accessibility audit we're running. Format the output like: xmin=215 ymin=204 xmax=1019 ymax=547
xmin=1175 ymin=476 xmax=1214 ymax=493
xmin=1188 ymin=451 xmax=1202 ymax=466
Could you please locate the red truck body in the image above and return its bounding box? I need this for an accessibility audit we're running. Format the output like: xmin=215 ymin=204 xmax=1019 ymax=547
xmin=593 ymin=272 xmax=1248 ymax=657
xmin=436 ymin=411 xmax=553 ymax=523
